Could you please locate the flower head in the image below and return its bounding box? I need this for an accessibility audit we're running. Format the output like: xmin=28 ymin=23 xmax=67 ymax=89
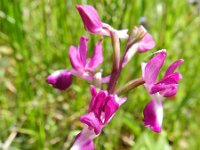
xmin=142 ymin=50 xmax=183 ymax=132
xmin=71 ymin=86 xmax=126 ymax=150
xmin=46 ymin=36 xmax=108 ymax=90
xmin=80 ymin=85 xmax=126 ymax=135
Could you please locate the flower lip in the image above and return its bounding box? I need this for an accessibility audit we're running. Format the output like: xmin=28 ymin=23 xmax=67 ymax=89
xmin=143 ymin=99 xmax=163 ymax=133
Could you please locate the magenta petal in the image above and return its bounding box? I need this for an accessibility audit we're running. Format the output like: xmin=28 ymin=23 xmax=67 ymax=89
xmin=143 ymin=99 xmax=163 ymax=133
xmin=138 ymin=33 xmax=155 ymax=53
xmin=71 ymin=127 xmax=95 ymax=150
xmin=78 ymin=36 xmax=88 ymax=66
xmin=69 ymin=46 xmax=84 ymax=71
xmin=150 ymin=84 xmax=178 ymax=97
xmin=101 ymin=75 xmax=111 ymax=83
xmin=161 ymin=85 xmax=178 ymax=97
xmin=80 ymin=112 xmax=102 ymax=135
xmin=86 ymin=39 xmax=103 ymax=70
xmin=158 ymin=72 xmax=182 ymax=85
xmin=89 ymin=91 xmax=107 ymax=118
xmin=144 ymin=50 xmax=166 ymax=84
xmin=104 ymin=95 xmax=119 ymax=124
xmin=164 ymin=59 xmax=184 ymax=77
xmin=46 ymin=70 xmax=72 ymax=90
xmin=90 ymin=85 xmax=97 ymax=97
xmin=81 ymin=140 xmax=95 ymax=150
xmin=76 ymin=5 xmax=102 ymax=34
xmin=150 ymin=72 xmax=181 ymax=96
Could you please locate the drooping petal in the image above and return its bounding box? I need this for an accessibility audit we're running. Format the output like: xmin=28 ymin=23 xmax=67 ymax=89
xmin=78 ymin=36 xmax=88 ymax=66
xmin=80 ymin=112 xmax=102 ymax=135
xmin=70 ymin=126 xmax=96 ymax=150
xmin=76 ymin=5 xmax=103 ymax=34
xmin=69 ymin=46 xmax=84 ymax=72
xmin=46 ymin=70 xmax=72 ymax=90
xmin=138 ymin=33 xmax=155 ymax=53
xmin=144 ymin=50 xmax=166 ymax=84
xmin=86 ymin=39 xmax=103 ymax=70
xmin=143 ymin=99 xmax=163 ymax=133
xmin=164 ymin=59 xmax=184 ymax=77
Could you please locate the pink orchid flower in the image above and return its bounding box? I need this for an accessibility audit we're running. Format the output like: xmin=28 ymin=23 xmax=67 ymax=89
xmin=142 ymin=50 xmax=183 ymax=132
xmin=76 ymin=5 xmax=128 ymax=39
xmin=71 ymin=85 xmax=126 ymax=150
xmin=46 ymin=36 xmax=110 ymax=90
xmin=69 ymin=36 xmax=103 ymax=74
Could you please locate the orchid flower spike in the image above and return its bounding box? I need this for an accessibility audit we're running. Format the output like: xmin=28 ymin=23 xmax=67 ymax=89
xmin=141 ymin=50 xmax=183 ymax=132
xmin=71 ymin=85 xmax=127 ymax=150
xmin=46 ymin=36 xmax=110 ymax=90
xmin=76 ymin=5 xmax=128 ymax=39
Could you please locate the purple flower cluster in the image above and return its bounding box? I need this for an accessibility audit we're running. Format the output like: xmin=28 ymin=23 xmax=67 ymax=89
xmin=46 ymin=5 xmax=183 ymax=150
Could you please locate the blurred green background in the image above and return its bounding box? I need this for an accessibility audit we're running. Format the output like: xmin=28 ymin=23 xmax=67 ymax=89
xmin=0 ymin=0 xmax=200 ymax=149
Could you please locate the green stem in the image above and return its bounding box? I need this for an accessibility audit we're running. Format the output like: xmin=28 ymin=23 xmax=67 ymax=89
xmin=115 ymin=77 xmax=145 ymax=95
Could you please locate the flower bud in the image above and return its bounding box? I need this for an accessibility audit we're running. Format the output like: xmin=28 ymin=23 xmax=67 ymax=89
xmin=127 ymin=25 xmax=147 ymax=49
xmin=76 ymin=5 xmax=103 ymax=34
xmin=46 ymin=70 xmax=72 ymax=90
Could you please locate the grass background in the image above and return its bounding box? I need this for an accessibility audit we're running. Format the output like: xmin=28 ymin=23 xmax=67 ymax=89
xmin=0 ymin=0 xmax=200 ymax=149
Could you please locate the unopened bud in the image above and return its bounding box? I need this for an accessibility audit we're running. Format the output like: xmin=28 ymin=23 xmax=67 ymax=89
xmin=127 ymin=25 xmax=147 ymax=49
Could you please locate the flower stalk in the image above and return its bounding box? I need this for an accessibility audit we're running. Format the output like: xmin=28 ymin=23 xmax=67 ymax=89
xmin=107 ymin=30 xmax=121 ymax=93
xmin=115 ymin=77 xmax=145 ymax=95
